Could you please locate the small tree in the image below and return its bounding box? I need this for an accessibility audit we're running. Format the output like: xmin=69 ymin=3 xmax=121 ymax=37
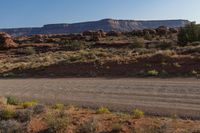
xmin=178 ymin=22 xmax=200 ymax=46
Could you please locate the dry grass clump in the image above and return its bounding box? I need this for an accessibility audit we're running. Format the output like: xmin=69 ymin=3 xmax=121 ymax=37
xmin=52 ymin=103 xmax=64 ymax=110
xmin=22 ymin=101 xmax=38 ymax=109
xmin=132 ymin=109 xmax=144 ymax=119
xmin=96 ymin=107 xmax=110 ymax=114
xmin=147 ymin=70 xmax=159 ymax=76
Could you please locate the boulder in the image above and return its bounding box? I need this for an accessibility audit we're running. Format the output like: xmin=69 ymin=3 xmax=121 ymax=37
xmin=156 ymin=26 xmax=169 ymax=36
xmin=0 ymin=32 xmax=17 ymax=49
xmin=143 ymin=29 xmax=157 ymax=35
xmin=83 ymin=30 xmax=93 ymax=36
xmin=169 ymin=28 xmax=179 ymax=34
xmin=131 ymin=30 xmax=144 ymax=36
xmin=106 ymin=31 xmax=121 ymax=36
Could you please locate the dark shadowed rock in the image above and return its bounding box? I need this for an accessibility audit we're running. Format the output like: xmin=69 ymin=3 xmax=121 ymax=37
xmin=169 ymin=28 xmax=179 ymax=34
xmin=106 ymin=31 xmax=121 ymax=36
xmin=156 ymin=26 xmax=169 ymax=36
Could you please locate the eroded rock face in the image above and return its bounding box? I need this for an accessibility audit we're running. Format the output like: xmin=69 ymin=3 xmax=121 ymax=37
xmin=0 ymin=32 xmax=17 ymax=49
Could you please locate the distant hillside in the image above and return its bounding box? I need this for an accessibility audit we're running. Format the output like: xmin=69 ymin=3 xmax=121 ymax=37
xmin=0 ymin=19 xmax=190 ymax=37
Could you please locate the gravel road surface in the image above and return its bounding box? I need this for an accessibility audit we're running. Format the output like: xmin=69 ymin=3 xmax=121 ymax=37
xmin=0 ymin=78 xmax=200 ymax=119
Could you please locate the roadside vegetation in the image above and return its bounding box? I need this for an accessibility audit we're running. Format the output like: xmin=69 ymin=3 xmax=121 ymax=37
xmin=0 ymin=96 xmax=200 ymax=133
xmin=0 ymin=26 xmax=200 ymax=78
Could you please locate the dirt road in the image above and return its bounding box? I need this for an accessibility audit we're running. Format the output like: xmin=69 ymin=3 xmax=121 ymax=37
xmin=0 ymin=78 xmax=200 ymax=119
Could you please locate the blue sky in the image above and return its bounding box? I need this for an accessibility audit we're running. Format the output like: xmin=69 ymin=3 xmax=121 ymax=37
xmin=0 ymin=0 xmax=199 ymax=28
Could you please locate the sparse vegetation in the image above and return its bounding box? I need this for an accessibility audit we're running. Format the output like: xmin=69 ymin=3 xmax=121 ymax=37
xmin=52 ymin=103 xmax=64 ymax=110
xmin=44 ymin=112 xmax=69 ymax=133
xmin=132 ymin=109 xmax=144 ymax=119
xmin=16 ymin=47 xmax=36 ymax=55
xmin=96 ymin=107 xmax=110 ymax=114
xmin=0 ymin=97 xmax=199 ymax=132
xmin=147 ymin=70 xmax=159 ymax=76
xmin=0 ymin=107 xmax=16 ymax=120
xmin=0 ymin=120 xmax=24 ymax=133
xmin=22 ymin=101 xmax=37 ymax=108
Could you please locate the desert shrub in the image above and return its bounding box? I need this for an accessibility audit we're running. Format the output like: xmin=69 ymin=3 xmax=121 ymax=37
xmin=156 ymin=40 xmax=175 ymax=50
xmin=16 ymin=47 xmax=36 ymax=55
xmin=132 ymin=109 xmax=144 ymax=119
xmin=15 ymin=109 xmax=32 ymax=122
xmin=0 ymin=120 xmax=24 ymax=133
xmin=144 ymin=33 xmax=153 ymax=41
xmin=7 ymin=96 xmax=21 ymax=105
xmin=178 ymin=22 xmax=200 ymax=46
xmin=77 ymin=119 xmax=98 ymax=133
xmin=129 ymin=37 xmax=145 ymax=48
xmin=22 ymin=101 xmax=37 ymax=108
xmin=147 ymin=70 xmax=159 ymax=76
xmin=52 ymin=103 xmax=64 ymax=110
xmin=0 ymin=108 xmax=16 ymax=120
xmin=62 ymin=40 xmax=83 ymax=50
xmin=96 ymin=107 xmax=110 ymax=114
xmin=33 ymin=104 xmax=46 ymax=114
xmin=44 ymin=113 xmax=69 ymax=133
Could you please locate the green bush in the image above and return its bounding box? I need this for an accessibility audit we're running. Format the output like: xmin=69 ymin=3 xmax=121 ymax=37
xmin=178 ymin=22 xmax=200 ymax=46
xmin=7 ymin=96 xmax=21 ymax=105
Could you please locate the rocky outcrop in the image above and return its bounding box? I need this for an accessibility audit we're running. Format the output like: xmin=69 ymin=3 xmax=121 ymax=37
xmin=0 ymin=32 xmax=17 ymax=49
xmin=0 ymin=19 xmax=190 ymax=37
